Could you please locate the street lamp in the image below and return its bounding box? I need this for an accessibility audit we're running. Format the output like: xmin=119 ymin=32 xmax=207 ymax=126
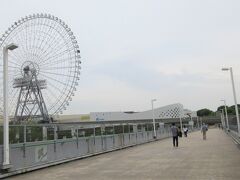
xmin=2 ymin=43 xmax=18 ymax=169
xmin=221 ymin=99 xmax=229 ymax=130
xmin=197 ymin=116 xmax=200 ymax=129
xmin=222 ymin=67 xmax=240 ymax=136
xmin=151 ymin=99 xmax=157 ymax=139
xmin=190 ymin=114 xmax=193 ymax=130
xmin=220 ymin=109 xmax=226 ymax=128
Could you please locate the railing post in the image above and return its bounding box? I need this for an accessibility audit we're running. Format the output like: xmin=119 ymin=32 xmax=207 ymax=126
xmin=122 ymin=124 xmax=125 ymax=146
xmin=42 ymin=126 xmax=47 ymax=141
xmin=112 ymin=125 xmax=115 ymax=147
xmin=54 ymin=125 xmax=57 ymax=152
xmin=23 ymin=125 xmax=26 ymax=158
xmin=136 ymin=124 xmax=138 ymax=144
xmin=147 ymin=124 xmax=149 ymax=140
xmin=101 ymin=125 xmax=104 ymax=151
xmin=76 ymin=127 xmax=79 ymax=149
xmin=156 ymin=123 xmax=159 ymax=139
xmin=93 ymin=127 xmax=96 ymax=152
xmin=128 ymin=124 xmax=130 ymax=144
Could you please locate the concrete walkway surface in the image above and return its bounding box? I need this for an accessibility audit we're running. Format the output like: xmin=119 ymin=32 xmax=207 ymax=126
xmin=8 ymin=129 xmax=240 ymax=180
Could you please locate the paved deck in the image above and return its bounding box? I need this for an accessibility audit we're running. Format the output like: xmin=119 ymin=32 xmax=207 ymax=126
xmin=9 ymin=129 xmax=240 ymax=180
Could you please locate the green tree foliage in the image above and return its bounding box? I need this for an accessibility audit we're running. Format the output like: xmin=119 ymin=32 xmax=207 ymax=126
xmin=197 ymin=108 xmax=214 ymax=117
xmin=216 ymin=104 xmax=240 ymax=115
xmin=217 ymin=106 xmax=225 ymax=112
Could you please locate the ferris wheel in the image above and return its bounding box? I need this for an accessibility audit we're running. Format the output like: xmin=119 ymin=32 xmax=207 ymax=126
xmin=0 ymin=13 xmax=81 ymax=121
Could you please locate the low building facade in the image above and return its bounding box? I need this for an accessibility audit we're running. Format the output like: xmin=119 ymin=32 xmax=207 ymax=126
xmin=90 ymin=103 xmax=197 ymax=122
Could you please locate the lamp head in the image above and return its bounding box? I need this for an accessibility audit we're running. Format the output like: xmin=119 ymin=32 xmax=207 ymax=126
xmin=221 ymin=68 xmax=229 ymax=71
xmin=6 ymin=43 xmax=18 ymax=50
xmin=151 ymin=99 xmax=157 ymax=102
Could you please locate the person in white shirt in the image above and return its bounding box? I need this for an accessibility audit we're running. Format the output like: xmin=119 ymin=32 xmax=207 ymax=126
xmin=183 ymin=125 xmax=188 ymax=137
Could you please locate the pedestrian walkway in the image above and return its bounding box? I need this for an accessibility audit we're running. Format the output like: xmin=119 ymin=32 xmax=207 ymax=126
xmin=9 ymin=129 xmax=240 ymax=180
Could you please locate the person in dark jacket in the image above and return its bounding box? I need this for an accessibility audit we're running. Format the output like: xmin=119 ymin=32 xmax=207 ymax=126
xmin=171 ymin=123 xmax=179 ymax=147
xmin=201 ymin=123 xmax=208 ymax=140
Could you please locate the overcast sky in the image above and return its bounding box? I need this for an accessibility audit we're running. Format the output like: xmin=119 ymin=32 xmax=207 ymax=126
xmin=1 ymin=0 xmax=240 ymax=114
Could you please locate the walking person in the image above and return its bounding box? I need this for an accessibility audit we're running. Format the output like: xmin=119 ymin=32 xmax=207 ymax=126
xmin=201 ymin=123 xmax=208 ymax=140
xmin=183 ymin=125 xmax=188 ymax=137
xmin=171 ymin=123 xmax=179 ymax=147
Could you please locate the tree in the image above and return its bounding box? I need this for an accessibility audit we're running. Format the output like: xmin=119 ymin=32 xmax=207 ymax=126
xmin=216 ymin=104 xmax=240 ymax=115
xmin=217 ymin=106 xmax=225 ymax=112
xmin=197 ymin=108 xmax=214 ymax=117
xmin=228 ymin=105 xmax=240 ymax=114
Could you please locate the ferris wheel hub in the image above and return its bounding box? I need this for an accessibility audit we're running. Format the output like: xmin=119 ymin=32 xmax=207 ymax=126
xmin=21 ymin=61 xmax=40 ymax=76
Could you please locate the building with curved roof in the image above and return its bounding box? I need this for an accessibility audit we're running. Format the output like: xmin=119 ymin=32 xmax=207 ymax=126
xmin=90 ymin=103 xmax=197 ymax=122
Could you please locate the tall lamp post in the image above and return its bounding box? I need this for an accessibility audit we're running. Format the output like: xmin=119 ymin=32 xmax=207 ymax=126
xmin=221 ymin=109 xmax=226 ymax=128
xmin=220 ymin=109 xmax=223 ymax=128
xmin=151 ymin=99 xmax=157 ymax=139
xmin=197 ymin=116 xmax=200 ymax=129
xmin=222 ymin=67 xmax=240 ymax=136
xmin=221 ymin=99 xmax=229 ymax=130
xmin=2 ymin=43 xmax=18 ymax=169
xmin=190 ymin=114 xmax=193 ymax=130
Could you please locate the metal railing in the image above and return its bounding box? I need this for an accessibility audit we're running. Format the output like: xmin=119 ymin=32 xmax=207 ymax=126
xmin=0 ymin=122 xmax=197 ymax=178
